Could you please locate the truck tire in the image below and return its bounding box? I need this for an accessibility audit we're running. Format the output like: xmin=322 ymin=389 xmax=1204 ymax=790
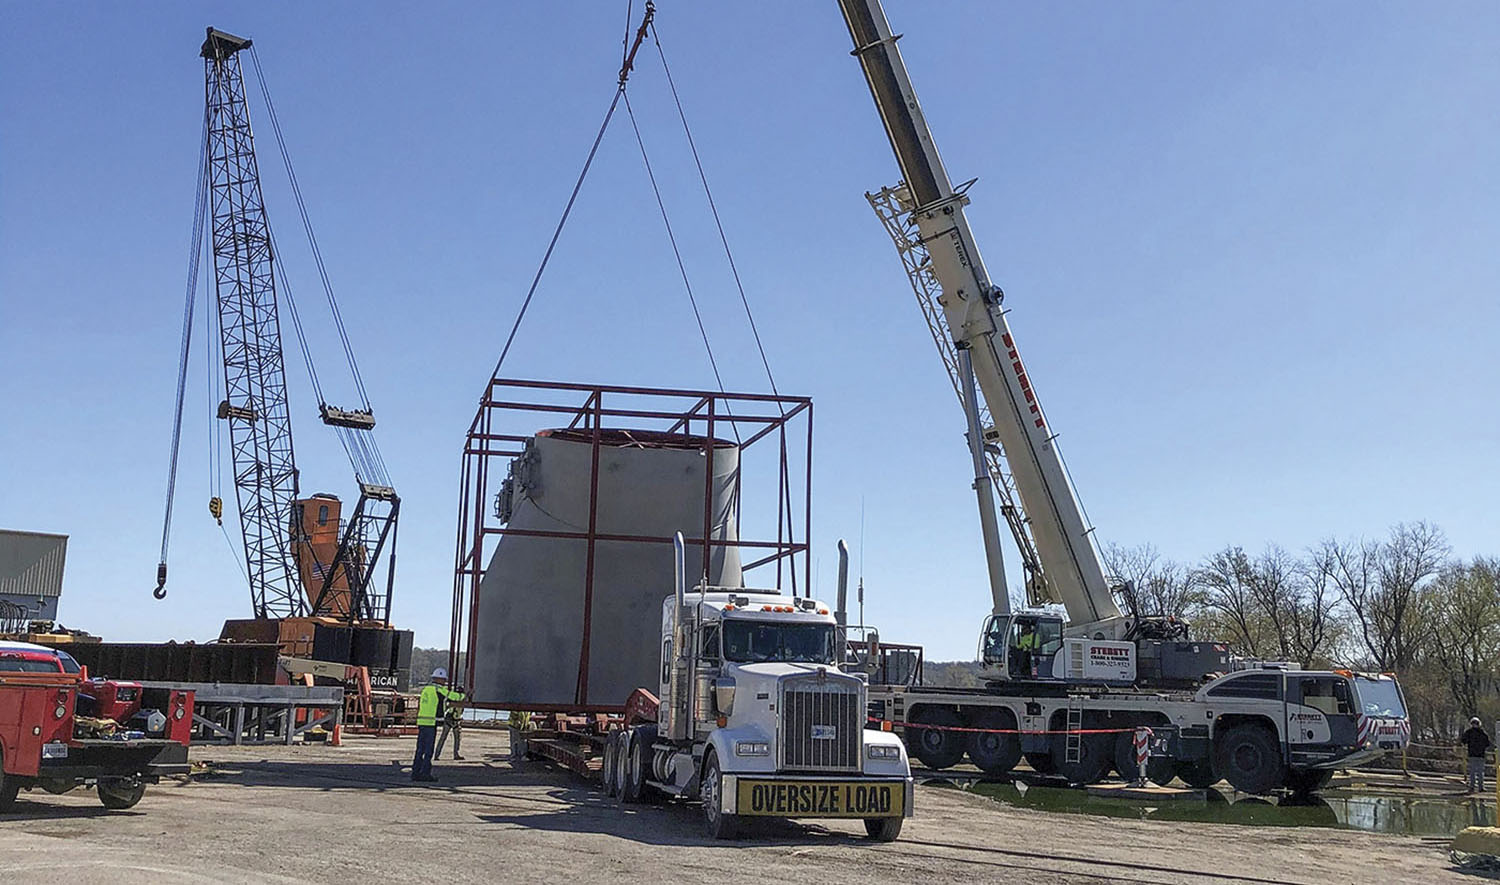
xmin=1283 ymin=767 xmax=1334 ymax=796
xmin=1215 ymin=724 xmax=1284 ymax=795
xmin=1112 ymin=732 xmax=1174 ymax=785
xmin=621 ymin=728 xmax=648 ymax=803
xmin=907 ymin=707 xmax=965 ymax=770
xmin=864 ymin=816 xmax=903 ymax=841
xmin=1023 ymin=751 xmax=1056 ymax=776
xmin=1176 ymin=756 xmax=1218 ymax=789
xmin=1050 ymin=732 xmax=1111 ymax=786
xmin=602 ymin=732 xmax=620 ymax=797
xmin=700 ymin=750 xmax=738 ymax=840
xmin=0 ymin=757 xmax=17 ymax=813
xmin=97 ymin=778 xmax=146 ymax=810
xmin=966 ymin=709 xmax=1021 ymax=776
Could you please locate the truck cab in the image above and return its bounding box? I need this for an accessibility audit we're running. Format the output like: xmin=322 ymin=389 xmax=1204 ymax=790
xmin=606 ymin=541 xmax=912 ymax=841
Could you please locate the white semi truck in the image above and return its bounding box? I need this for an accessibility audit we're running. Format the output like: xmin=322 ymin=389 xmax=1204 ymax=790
xmin=836 ymin=0 xmax=1412 ymax=793
xmin=599 ymin=535 xmax=913 ymax=840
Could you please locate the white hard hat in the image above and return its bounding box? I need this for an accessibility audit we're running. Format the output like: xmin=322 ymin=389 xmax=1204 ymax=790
xmin=432 ymin=667 xmax=448 ymax=681
xmin=1472 ymin=717 xmax=1483 ymax=726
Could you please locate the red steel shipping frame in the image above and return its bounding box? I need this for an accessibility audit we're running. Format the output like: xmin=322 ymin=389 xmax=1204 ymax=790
xmin=450 ymin=379 xmax=813 ymax=712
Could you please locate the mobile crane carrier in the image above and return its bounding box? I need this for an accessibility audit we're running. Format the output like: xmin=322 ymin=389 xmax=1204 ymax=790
xmin=837 ymin=0 xmax=1411 ymax=794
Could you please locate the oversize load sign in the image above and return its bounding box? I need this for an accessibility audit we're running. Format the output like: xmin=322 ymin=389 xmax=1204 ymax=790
xmin=736 ymin=780 xmax=904 ymax=818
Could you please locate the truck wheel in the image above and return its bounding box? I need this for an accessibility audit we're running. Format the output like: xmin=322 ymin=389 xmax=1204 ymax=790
xmin=98 ymin=778 xmax=146 ymax=810
xmin=621 ymin=729 xmax=648 ymax=803
xmin=1283 ymin=767 xmax=1334 ymax=796
xmin=1050 ymin=732 xmax=1111 ymax=786
xmin=907 ymin=707 xmax=965 ymax=770
xmin=1023 ymin=751 xmax=1056 ymax=776
xmin=967 ymin=710 xmax=1021 ymax=775
xmin=1215 ymin=724 xmax=1284 ymax=795
xmin=602 ymin=732 xmax=620 ymax=797
xmin=864 ymin=816 xmax=903 ymax=841
xmin=700 ymin=750 xmax=738 ymax=840
xmin=0 ymin=762 xmax=17 ymax=813
xmin=1176 ymin=756 xmax=1218 ymax=789
xmin=1112 ymin=732 xmax=1174 ymax=785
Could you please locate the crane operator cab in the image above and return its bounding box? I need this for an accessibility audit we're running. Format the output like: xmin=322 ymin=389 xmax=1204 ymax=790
xmin=979 ymin=611 xmax=1137 ymax=686
xmin=979 ymin=612 xmax=1064 ymax=681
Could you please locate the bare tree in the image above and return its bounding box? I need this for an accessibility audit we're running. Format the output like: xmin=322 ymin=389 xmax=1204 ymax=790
xmin=1427 ymin=558 xmax=1500 ymax=719
xmin=1195 ymin=547 xmax=1265 ymax=656
xmin=1103 ymin=542 xmax=1199 ymax=619
xmin=1288 ymin=549 xmax=1340 ymax=668
xmin=1319 ymin=522 xmax=1448 ymax=670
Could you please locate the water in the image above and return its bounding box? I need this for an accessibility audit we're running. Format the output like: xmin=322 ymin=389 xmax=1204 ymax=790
xmin=965 ymin=781 xmax=1495 ymax=837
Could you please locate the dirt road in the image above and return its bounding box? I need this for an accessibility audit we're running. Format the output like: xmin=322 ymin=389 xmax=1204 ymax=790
xmin=0 ymin=730 xmax=1463 ymax=883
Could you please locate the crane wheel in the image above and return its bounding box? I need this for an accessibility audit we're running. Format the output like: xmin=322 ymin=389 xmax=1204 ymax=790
xmin=907 ymin=707 xmax=966 ymax=770
xmin=1112 ymin=731 xmax=1174 ymax=785
xmin=966 ymin=710 xmax=1021 ymax=775
xmin=1215 ymin=724 xmax=1284 ymax=795
xmin=1023 ymin=751 xmax=1056 ymax=776
xmin=1176 ymin=756 xmax=1219 ymax=789
xmin=1283 ymin=766 xmax=1334 ymax=796
xmin=1050 ymin=732 xmax=1111 ymax=786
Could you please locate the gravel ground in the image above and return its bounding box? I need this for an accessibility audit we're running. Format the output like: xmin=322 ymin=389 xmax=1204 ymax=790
xmin=0 ymin=729 xmax=1466 ymax=884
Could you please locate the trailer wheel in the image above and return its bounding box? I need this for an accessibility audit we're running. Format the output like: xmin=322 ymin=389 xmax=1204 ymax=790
xmin=1215 ymin=724 xmax=1284 ymax=795
xmin=864 ymin=816 xmax=903 ymax=841
xmin=1023 ymin=752 xmax=1056 ymax=776
xmin=602 ymin=732 xmax=620 ymax=797
xmin=907 ymin=707 xmax=966 ymax=770
xmin=1283 ymin=767 xmax=1334 ymax=796
xmin=97 ymin=778 xmax=146 ymax=810
xmin=1175 ymin=756 xmax=1218 ymax=789
xmin=966 ymin=710 xmax=1021 ymax=775
xmin=700 ymin=750 xmax=738 ymax=840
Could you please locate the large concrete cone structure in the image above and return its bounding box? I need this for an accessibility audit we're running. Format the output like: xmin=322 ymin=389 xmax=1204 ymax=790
xmin=471 ymin=428 xmax=742 ymax=708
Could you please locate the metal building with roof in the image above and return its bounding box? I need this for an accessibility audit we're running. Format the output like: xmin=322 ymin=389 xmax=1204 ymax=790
xmin=0 ymin=529 xmax=67 ymax=628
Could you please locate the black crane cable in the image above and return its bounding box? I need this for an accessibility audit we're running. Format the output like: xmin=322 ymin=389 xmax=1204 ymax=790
xmin=622 ymin=90 xmax=735 ymax=429
xmin=248 ymin=46 xmax=371 ymax=412
xmin=487 ymin=3 xmax=656 ymax=381
xmin=154 ymin=105 xmax=212 ymax=599
xmin=648 ymin=22 xmax=780 ymax=399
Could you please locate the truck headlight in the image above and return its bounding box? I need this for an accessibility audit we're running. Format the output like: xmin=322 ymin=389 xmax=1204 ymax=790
xmin=735 ymin=741 xmax=770 ymax=757
xmin=867 ymin=744 xmax=901 ymax=760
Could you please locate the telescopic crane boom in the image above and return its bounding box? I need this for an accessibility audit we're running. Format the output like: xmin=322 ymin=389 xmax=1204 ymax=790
xmin=836 ymin=0 xmax=1126 ymax=639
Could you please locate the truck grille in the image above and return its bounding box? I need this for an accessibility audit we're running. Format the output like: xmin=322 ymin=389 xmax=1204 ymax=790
xmin=780 ymin=676 xmax=861 ymax=772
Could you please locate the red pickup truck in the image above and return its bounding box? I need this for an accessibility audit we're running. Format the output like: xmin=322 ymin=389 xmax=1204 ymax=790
xmin=0 ymin=641 xmax=192 ymax=811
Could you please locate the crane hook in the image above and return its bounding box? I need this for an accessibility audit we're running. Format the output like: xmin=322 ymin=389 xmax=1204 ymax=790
xmin=154 ymin=562 xmax=168 ymax=600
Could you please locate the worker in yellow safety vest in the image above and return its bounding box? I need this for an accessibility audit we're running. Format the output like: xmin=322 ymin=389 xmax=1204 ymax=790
xmin=413 ymin=667 xmax=465 ymax=782
xmin=1013 ymin=622 xmax=1039 ymax=676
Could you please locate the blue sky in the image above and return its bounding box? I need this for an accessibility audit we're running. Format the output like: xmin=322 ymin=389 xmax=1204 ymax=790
xmin=2 ymin=2 xmax=1496 ymax=662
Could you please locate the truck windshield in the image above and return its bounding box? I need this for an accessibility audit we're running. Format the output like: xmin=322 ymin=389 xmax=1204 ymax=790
xmin=723 ymin=621 xmax=835 ymax=664
xmin=1354 ymin=676 xmax=1407 ymax=718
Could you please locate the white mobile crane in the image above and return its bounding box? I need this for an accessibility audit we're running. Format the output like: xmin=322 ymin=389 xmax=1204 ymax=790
xmin=838 ymin=0 xmax=1411 ymax=794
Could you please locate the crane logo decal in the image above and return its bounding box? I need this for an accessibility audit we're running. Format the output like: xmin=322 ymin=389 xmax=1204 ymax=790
xmin=1001 ymin=334 xmax=1046 ymax=430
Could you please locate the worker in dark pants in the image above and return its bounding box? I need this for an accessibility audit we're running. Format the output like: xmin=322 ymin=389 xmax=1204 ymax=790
xmin=435 ymin=690 xmax=465 ymax=761
xmin=413 ymin=667 xmax=465 ymax=782
xmin=1461 ymin=717 xmax=1492 ymax=794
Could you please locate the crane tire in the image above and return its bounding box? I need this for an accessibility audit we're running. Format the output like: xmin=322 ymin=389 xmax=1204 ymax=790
xmin=1283 ymin=767 xmax=1334 ymax=795
xmin=1215 ymin=724 xmax=1285 ymax=795
xmin=966 ymin=709 xmax=1021 ymax=775
xmin=1176 ymin=756 xmax=1219 ymax=789
xmin=907 ymin=707 xmax=966 ymax=770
